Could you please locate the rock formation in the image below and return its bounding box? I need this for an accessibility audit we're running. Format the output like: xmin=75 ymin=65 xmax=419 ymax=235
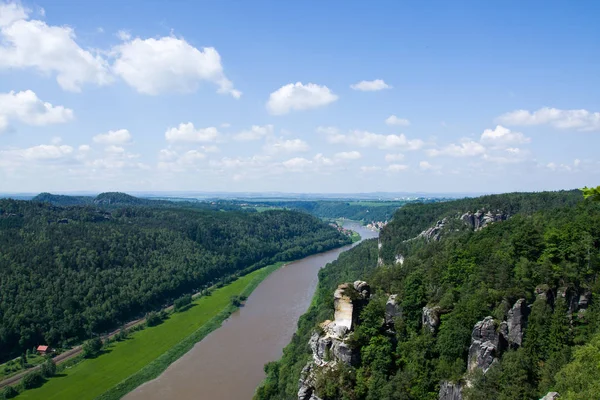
xmin=438 ymin=381 xmax=463 ymax=400
xmin=540 ymin=392 xmax=560 ymax=400
xmin=461 ymin=210 xmax=508 ymax=231
xmin=504 ymin=298 xmax=529 ymax=348
xmin=385 ymin=294 xmax=401 ymax=326
xmin=298 ymin=282 xmax=371 ymax=400
xmin=422 ymin=305 xmax=441 ymax=333
xmin=418 ymin=218 xmax=448 ymax=242
xmin=535 ymin=284 xmax=555 ymax=305
xmin=468 ymin=316 xmax=506 ymax=373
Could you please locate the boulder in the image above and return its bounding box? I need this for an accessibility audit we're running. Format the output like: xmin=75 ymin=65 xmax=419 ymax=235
xmin=422 ymin=305 xmax=441 ymax=333
xmin=539 ymin=392 xmax=560 ymax=400
xmin=506 ymin=298 xmax=529 ymax=348
xmin=468 ymin=316 xmax=506 ymax=373
xmin=354 ymin=281 xmax=371 ymax=298
xmin=439 ymin=381 xmax=463 ymax=400
xmin=385 ymin=294 xmax=402 ymax=326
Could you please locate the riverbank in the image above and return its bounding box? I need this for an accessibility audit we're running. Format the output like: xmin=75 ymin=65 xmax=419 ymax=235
xmin=15 ymin=262 xmax=285 ymax=400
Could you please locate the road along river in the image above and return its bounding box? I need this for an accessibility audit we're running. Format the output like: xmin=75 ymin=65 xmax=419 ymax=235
xmin=125 ymin=221 xmax=378 ymax=400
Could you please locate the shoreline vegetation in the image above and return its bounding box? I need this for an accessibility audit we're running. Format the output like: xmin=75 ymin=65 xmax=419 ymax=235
xmin=13 ymin=261 xmax=286 ymax=400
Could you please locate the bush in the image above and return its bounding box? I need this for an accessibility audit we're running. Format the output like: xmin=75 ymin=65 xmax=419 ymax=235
xmin=145 ymin=311 xmax=165 ymax=327
xmin=2 ymin=386 xmax=18 ymax=399
xmin=40 ymin=359 xmax=57 ymax=377
xmin=21 ymin=370 xmax=44 ymax=389
xmin=82 ymin=337 xmax=103 ymax=358
xmin=173 ymin=294 xmax=192 ymax=312
xmin=230 ymin=295 xmax=247 ymax=307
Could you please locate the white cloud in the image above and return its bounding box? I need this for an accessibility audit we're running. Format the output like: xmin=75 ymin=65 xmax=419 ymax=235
xmin=116 ymin=30 xmax=131 ymax=41
xmin=165 ymin=123 xmax=219 ymax=143
xmin=0 ymin=144 xmax=74 ymax=170
xmin=93 ymin=129 xmax=132 ymax=145
xmin=574 ymin=159 xmax=581 ymax=167
xmin=282 ymin=157 xmax=312 ymax=171
xmin=480 ymin=125 xmax=531 ymax=146
xmin=264 ymin=137 xmax=309 ymax=154
xmin=234 ymin=124 xmax=274 ymax=141
xmin=334 ymin=151 xmax=361 ymax=160
xmin=158 ymin=149 xmax=206 ymax=172
xmin=105 ymin=145 xmax=125 ymax=154
xmin=427 ymin=140 xmax=486 ymax=157
xmin=386 ymin=164 xmax=409 ymax=172
xmin=112 ymin=36 xmax=241 ymax=98
xmin=419 ymin=161 xmax=440 ymax=171
xmin=384 ymin=153 xmax=404 ymax=162
xmin=350 ymin=79 xmax=391 ymax=91
xmin=385 ymin=115 xmax=410 ymax=126
xmin=0 ymin=90 xmax=73 ymax=132
xmin=266 ymin=82 xmax=338 ymax=115
xmin=327 ymin=129 xmax=424 ymax=150
xmin=0 ymin=3 xmax=112 ymax=91
xmin=220 ymin=122 xmax=231 ymax=128
xmin=360 ymin=166 xmax=382 ymax=173
xmin=496 ymin=107 xmax=600 ymax=131
xmin=316 ymin=126 xmax=339 ymax=135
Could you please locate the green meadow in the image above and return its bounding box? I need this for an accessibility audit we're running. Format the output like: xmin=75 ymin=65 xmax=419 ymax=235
xmin=17 ymin=263 xmax=283 ymax=400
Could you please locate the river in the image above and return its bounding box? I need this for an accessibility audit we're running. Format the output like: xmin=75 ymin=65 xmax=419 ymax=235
xmin=125 ymin=221 xmax=378 ymax=400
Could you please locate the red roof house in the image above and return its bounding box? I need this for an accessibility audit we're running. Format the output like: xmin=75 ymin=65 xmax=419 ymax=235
xmin=36 ymin=345 xmax=50 ymax=354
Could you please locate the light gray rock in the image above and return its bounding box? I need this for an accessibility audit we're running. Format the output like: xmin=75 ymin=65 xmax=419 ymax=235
xmin=438 ymin=381 xmax=463 ymax=400
xmin=468 ymin=316 xmax=506 ymax=373
xmin=535 ymin=285 xmax=555 ymax=304
xmin=422 ymin=305 xmax=441 ymax=333
xmin=385 ymin=294 xmax=402 ymax=326
xmin=354 ymin=281 xmax=371 ymax=298
xmin=539 ymin=392 xmax=560 ymax=400
xmin=579 ymin=290 xmax=592 ymax=309
xmin=506 ymin=298 xmax=529 ymax=347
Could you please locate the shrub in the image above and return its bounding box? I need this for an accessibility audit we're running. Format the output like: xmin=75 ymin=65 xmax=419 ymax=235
xmin=21 ymin=370 xmax=44 ymax=389
xmin=2 ymin=386 xmax=18 ymax=399
xmin=82 ymin=337 xmax=103 ymax=358
xmin=145 ymin=311 xmax=165 ymax=327
xmin=40 ymin=359 xmax=57 ymax=377
xmin=174 ymin=294 xmax=192 ymax=312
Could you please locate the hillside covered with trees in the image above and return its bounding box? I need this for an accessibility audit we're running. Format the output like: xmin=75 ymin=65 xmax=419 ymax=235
xmin=0 ymin=196 xmax=350 ymax=362
xmin=255 ymin=189 xmax=600 ymax=400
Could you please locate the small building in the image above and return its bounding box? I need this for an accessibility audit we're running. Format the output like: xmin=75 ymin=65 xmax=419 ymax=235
xmin=36 ymin=345 xmax=50 ymax=355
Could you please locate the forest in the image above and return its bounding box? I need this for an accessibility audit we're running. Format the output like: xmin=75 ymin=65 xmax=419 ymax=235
xmin=254 ymin=189 xmax=600 ymax=400
xmin=0 ymin=195 xmax=350 ymax=361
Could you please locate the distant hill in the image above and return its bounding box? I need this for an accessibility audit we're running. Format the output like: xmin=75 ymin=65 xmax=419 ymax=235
xmin=33 ymin=192 xmax=94 ymax=206
xmin=94 ymin=192 xmax=146 ymax=205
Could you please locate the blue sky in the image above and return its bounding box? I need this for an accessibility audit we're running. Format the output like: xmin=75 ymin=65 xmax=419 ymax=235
xmin=0 ymin=0 xmax=598 ymax=194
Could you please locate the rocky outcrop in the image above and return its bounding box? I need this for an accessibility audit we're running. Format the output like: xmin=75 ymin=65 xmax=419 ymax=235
xmin=505 ymin=298 xmax=529 ymax=348
xmin=395 ymin=254 xmax=405 ymax=265
xmin=468 ymin=317 xmax=506 ymax=373
xmin=439 ymin=381 xmax=463 ymax=400
xmin=535 ymin=284 xmax=555 ymax=304
xmin=540 ymin=392 xmax=560 ymax=400
xmin=299 ymin=282 xmax=371 ymax=400
xmin=422 ymin=305 xmax=441 ymax=333
xmin=385 ymin=294 xmax=401 ymax=326
xmin=418 ymin=218 xmax=448 ymax=242
xmin=461 ymin=210 xmax=508 ymax=231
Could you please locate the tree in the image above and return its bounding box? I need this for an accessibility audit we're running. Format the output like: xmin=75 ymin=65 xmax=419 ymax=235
xmin=82 ymin=337 xmax=103 ymax=358
xmin=40 ymin=358 xmax=57 ymax=378
xmin=21 ymin=370 xmax=44 ymax=389
xmin=581 ymin=186 xmax=600 ymax=202
xmin=2 ymin=386 xmax=18 ymax=399
xmin=174 ymin=294 xmax=192 ymax=312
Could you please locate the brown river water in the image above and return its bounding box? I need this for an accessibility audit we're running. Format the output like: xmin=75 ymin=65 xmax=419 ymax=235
xmin=125 ymin=221 xmax=378 ymax=400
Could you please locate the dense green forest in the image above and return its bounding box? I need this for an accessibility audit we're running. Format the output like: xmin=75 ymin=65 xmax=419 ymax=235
xmin=0 ymin=196 xmax=350 ymax=361
xmin=240 ymin=200 xmax=413 ymax=223
xmin=255 ymin=190 xmax=600 ymax=400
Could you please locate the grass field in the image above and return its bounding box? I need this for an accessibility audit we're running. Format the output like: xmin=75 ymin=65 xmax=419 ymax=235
xmin=0 ymin=354 xmax=45 ymax=380
xmin=16 ymin=263 xmax=283 ymax=400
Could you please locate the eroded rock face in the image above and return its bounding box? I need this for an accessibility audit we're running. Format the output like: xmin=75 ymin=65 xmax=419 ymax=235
xmin=539 ymin=392 xmax=560 ymax=400
xmin=461 ymin=210 xmax=507 ymax=231
xmin=439 ymin=381 xmax=463 ymax=400
xmin=418 ymin=218 xmax=448 ymax=242
xmin=422 ymin=305 xmax=441 ymax=333
xmin=354 ymin=281 xmax=371 ymax=298
xmin=535 ymin=284 xmax=555 ymax=304
xmin=334 ymin=284 xmax=353 ymax=330
xmin=385 ymin=294 xmax=401 ymax=326
xmin=506 ymin=298 xmax=528 ymax=348
xmin=468 ymin=316 xmax=506 ymax=373
xmin=395 ymin=254 xmax=405 ymax=265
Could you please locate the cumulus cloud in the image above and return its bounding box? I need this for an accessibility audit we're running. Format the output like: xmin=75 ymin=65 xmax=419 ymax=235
xmin=334 ymin=151 xmax=361 ymax=160
xmin=496 ymin=107 xmax=600 ymax=131
xmin=112 ymin=36 xmax=241 ymax=97
xmin=0 ymin=3 xmax=112 ymax=91
xmin=0 ymin=90 xmax=73 ymax=131
xmin=350 ymin=79 xmax=391 ymax=91
xmin=480 ymin=125 xmax=530 ymax=146
xmin=165 ymin=123 xmax=219 ymax=143
xmin=234 ymin=124 xmax=274 ymax=141
xmin=263 ymin=137 xmax=309 ymax=154
xmin=157 ymin=149 xmax=206 ymax=172
xmin=386 ymin=164 xmax=409 ymax=172
xmin=0 ymin=143 xmax=75 ymax=170
xmin=360 ymin=166 xmax=382 ymax=173
xmin=93 ymin=129 xmax=132 ymax=145
xmin=266 ymin=82 xmax=338 ymax=115
xmin=419 ymin=161 xmax=440 ymax=171
xmin=327 ymin=129 xmax=424 ymax=150
xmin=385 ymin=115 xmax=410 ymax=126
xmin=427 ymin=140 xmax=486 ymax=157
xmin=384 ymin=153 xmax=404 ymax=162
